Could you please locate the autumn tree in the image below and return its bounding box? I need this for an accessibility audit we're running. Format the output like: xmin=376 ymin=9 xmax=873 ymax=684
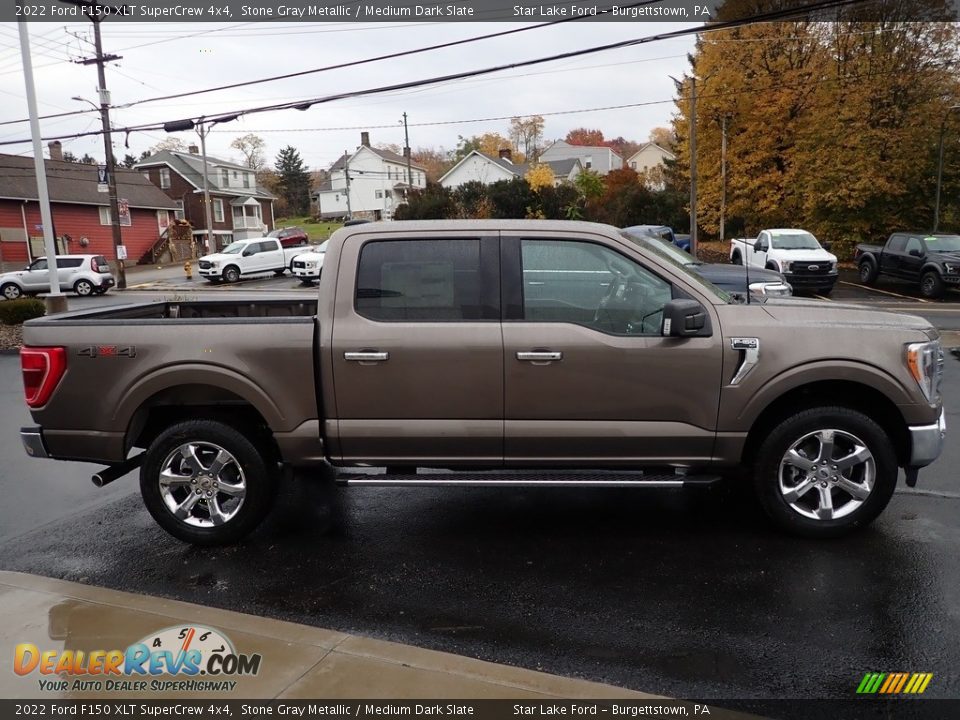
xmin=648 ymin=127 xmax=676 ymax=149
xmin=454 ymin=133 xmax=517 ymax=161
xmin=509 ymin=116 xmax=545 ymax=159
xmin=230 ymin=133 xmax=267 ymax=171
xmin=412 ymin=147 xmax=454 ymax=182
xmin=564 ymin=128 xmax=606 ymax=146
xmin=525 ymin=163 xmax=555 ymax=190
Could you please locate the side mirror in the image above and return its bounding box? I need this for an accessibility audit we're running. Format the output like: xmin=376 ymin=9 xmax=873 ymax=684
xmin=242 ymin=249 xmax=255 ymax=257
xmin=909 ymin=248 xmax=923 ymax=257
xmin=23 ymin=266 xmax=30 ymax=271
xmin=662 ymin=299 xmax=710 ymax=337
xmin=822 ymin=241 xmax=832 ymax=252
xmin=754 ymin=240 xmax=767 ymax=252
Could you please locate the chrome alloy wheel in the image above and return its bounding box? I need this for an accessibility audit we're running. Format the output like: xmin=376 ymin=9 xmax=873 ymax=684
xmin=778 ymin=429 xmax=875 ymax=521
xmin=158 ymin=442 xmax=246 ymax=527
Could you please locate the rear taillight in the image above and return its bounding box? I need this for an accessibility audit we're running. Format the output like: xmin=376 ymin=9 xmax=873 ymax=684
xmin=90 ymin=257 xmax=97 ymax=271
xmin=21 ymin=347 xmax=66 ymax=408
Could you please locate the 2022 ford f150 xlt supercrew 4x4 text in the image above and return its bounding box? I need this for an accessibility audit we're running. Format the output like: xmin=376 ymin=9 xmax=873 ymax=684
xmin=19 ymin=220 xmax=946 ymax=545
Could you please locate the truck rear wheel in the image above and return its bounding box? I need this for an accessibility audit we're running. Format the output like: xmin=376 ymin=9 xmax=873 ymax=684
xmin=858 ymin=259 xmax=878 ymax=285
xmin=139 ymin=420 xmax=278 ymax=545
xmin=752 ymin=407 xmax=897 ymax=538
xmin=731 ymin=251 xmax=742 ymax=265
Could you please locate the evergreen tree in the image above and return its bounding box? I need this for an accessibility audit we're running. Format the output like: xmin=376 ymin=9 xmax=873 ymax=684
xmin=274 ymin=146 xmax=312 ymax=216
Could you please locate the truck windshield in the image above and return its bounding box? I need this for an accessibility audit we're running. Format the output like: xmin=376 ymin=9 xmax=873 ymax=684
xmin=221 ymin=242 xmax=245 ymax=254
xmin=619 ymin=231 xmax=733 ymax=303
xmin=924 ymin=235 xmax=960 ymax=252
xmin=770 ymin=232 xmax=821 ymax=250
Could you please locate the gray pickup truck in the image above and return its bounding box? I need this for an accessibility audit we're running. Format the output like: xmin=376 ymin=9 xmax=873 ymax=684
xmin=19 ymin=220 xmax=946 ymax=544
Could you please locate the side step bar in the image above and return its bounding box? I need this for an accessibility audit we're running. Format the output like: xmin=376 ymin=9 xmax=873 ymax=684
xmin=336 ymin=471 xmax=722 ymax=488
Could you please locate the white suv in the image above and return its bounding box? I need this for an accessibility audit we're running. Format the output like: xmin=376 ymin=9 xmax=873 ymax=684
xmin=0 ymin=255 xmax=115 ymax=300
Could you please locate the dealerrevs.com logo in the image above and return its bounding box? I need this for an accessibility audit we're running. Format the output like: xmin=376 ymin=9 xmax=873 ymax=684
xmin=14 ymin=625 xmax=262 ymax=693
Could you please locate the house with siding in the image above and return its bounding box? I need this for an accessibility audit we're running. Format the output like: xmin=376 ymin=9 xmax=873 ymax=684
xmin=439 ymin=150 xmax=582 ymax=189
xmin=135 ymin=146 xmax=275 ymax=251
xmin=625 ymin=142 xmax=675 ymax=189
xmin=314 ymin=132 xmax=427 ymax=220
xmin=538 ymin=140 xmax=623 ymax=175
xmin=0 ymin=144 xmax=177 ymax=267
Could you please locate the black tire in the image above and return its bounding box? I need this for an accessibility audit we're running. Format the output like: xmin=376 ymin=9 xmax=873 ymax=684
xmin=93 ymin=287 xmax=107 ymax=295
xmin=752 ymin=406 xmax=897 ymax=538
xmin=858 ymin=259 xmax=878 ymax=285
xmin=920 ymin=270 xmax=944 ymax=299
xmin=1 ymin=283 xmax=22 ymax=300
xmin=731 ymin=251 xmax=742 ymax=265
xmin=222 ymin=266 xmax=240 ymax=284
xmin=300 ymin=279 xmax=315 ymax=286
xmin=139 ymin=420 xmax=278 ymax=546
xmin=74 ymin=279 xmax=94 ymax=296
xmin=273 ymin=269 xmax=286 ymax=277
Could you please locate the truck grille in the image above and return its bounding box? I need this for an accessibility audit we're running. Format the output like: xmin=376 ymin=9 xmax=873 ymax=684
xmin=198 ymin=261 xmax=212 ymax=269
xmin=791 ymin=263 xmax=829 ymax=276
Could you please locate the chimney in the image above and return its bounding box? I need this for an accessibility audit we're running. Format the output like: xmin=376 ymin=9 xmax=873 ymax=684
xmin=360 ymin=131 xmax=370 ymax=147
xmin=48 ymin=140 xmax=63 ymax=161
xmin=498 ymin=148 xmax=512 ymax=163
xmin=188 ymin=144 xmax=199 ymax=154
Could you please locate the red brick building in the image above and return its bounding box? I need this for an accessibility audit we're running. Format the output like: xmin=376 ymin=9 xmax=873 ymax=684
xmin=0 ymin=146 xmax=178 ymax=266
xmin=135 ymin=147 xmax=275 ymax=252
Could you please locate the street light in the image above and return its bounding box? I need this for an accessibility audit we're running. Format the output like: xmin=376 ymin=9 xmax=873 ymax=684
xmin=934 ymin=104 xmax=960 ymax=232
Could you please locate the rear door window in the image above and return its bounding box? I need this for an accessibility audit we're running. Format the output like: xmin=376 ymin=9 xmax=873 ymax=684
xmin=356 ymin=239 xmax=495 ymax=321
xmin=57 ymin=258 xmax=83 ymax=268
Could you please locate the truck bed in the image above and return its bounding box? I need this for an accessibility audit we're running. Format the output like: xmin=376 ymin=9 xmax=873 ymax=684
xmin=36 ymin=299 xmax=318 ymax=322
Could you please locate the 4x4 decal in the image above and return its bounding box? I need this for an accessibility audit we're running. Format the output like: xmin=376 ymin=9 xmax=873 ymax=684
xmin=78 ymin=345 xmax=136 ymax=358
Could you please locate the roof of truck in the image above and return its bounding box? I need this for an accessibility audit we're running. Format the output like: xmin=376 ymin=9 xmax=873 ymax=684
xmin=331 ymin=219 xmax=621 ymax=239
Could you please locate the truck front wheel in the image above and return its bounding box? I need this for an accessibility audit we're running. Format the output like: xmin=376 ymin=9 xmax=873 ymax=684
xmin=920 ymin=271 xmax=944 ymax=299
xmin=140 ymin=420 xmax=278 ymax=545
xmin=222 ymin=266 xmax=240 ymax=283
xmin=752 ymin=407 xmax=897 ymax=538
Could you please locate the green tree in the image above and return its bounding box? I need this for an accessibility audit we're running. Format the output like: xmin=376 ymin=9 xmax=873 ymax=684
xmin=394 ymin=183 xmax=453 ymax=219
xmin=274 ymin=146 xmax=312 ymax=217
xmin=120 ymin=154 xmax=138 ymax=169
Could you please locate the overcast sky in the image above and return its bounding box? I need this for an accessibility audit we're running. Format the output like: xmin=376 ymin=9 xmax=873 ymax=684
xmin=0 ymin=21 xmax=697 ymax=169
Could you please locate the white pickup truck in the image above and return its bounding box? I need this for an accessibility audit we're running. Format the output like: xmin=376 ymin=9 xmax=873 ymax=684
xmin=197 ymin=238 xmax=306 ymax=283
xmin=730 ymin=228 xmax=838 ymax=295
xmin=290 ymin=243 xmax=327 ymax=285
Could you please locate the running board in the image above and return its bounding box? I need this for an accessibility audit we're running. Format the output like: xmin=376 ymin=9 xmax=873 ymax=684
xmin=336 ymin=471 xmax=722 ymax=488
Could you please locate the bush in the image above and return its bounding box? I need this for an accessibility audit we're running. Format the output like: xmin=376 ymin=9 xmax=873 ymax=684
xmin=0 ymin=298 xmax=46 ymax=325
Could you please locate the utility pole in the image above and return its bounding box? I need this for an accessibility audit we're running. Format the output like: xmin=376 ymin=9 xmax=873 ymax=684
xmin=197 ymin=121 xmax=215 ymax=252
xmin=344 ymin=150 xmax=353 ymax=219
xmin=689 ymin=76 xmax=698 ymax=257
xmin=720 ymin=114 xmax=728 ymax=243
xmin=74 ymin=12 xmax=126 ymax=289
xmin=403 ymin=112 xmax=412 ymax=187
xmin=17 ymin=11 xmax=64 ymax=311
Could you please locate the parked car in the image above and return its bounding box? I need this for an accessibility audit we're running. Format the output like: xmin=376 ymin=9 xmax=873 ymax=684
xmin=855 ymin=232 xmax=960 ymax=299
xmin=730 ymin=229 xmax=838 ymax=295
xmin=0 ymin=255 xmax=114 ymax=300
xmin=197 ymin=238 xmax=306 ymax=283
xmin=622 ymin=227 xmax=791 ymax=299
xmin=20 ymin=220 xmax=945 ymax=545
xmin=290 ymin=243 xmax=327 ymax=285
xmin=267 ymin=227 xmax=309 ymax=248
xmin=627 ymin=224 xmax=690 ymax=252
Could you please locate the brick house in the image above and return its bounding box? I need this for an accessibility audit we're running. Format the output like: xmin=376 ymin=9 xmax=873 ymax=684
xmin=0 ymin=145 xmax=178 ymax=267
xmin=135 ymin=146 xmax=275 ymax=252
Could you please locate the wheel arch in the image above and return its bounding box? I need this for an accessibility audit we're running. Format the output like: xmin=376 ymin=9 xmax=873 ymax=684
xmin=921 ymin=263 xmax=945 ymax=277
xmin=740 ymin=379 xmax=911 ymax=469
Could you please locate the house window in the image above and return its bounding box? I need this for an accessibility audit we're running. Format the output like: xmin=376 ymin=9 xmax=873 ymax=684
xmin=213 ymin=199 xmax=224 ymax=223
xmin=99 ymin=206 xmax=131 ymax=227
xmin=243 ymin=173 xmax=250 ymax=189
xmin=174 ymin=200 xmax=185 ymax=220
xmin=375 ymin=190 xmax=384 ymax=199
xmin=630 ymin=161 xmax=637 ymax=170
xmin=584 ymin=156 xmax=593 ymax=169
xmin=159 ymin=168 xmax=170 ymax=189
xmin=220 ymin=169 xmax=229 ymax=188
xmin=157 ymin=210 xmax=170 ymax=232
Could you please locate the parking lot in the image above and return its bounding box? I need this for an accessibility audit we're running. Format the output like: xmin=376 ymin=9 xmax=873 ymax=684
xmin=1 ymin=271 xmax=958 ymax=711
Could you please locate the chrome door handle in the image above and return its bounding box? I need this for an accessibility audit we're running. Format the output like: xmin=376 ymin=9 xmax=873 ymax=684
xmin=516 ymin=351 xmax=562 ymax=362
xmin=344 ymin=351 xmax=389 ymax=362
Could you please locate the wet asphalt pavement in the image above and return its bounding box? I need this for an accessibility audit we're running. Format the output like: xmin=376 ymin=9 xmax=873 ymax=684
xmin=1 ymin=278 xmax=959 ymax=713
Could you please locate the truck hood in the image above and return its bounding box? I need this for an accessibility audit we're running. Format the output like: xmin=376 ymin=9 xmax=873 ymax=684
xmin=776 ymin=247 xmax=837 ymax=263
xmin=928 ymin=251 xmax=960 ymax=262
xmin=761 ymin=297 xmax=937 ymax=338
xmin=198 ymin=253 xmax=238 ymax=263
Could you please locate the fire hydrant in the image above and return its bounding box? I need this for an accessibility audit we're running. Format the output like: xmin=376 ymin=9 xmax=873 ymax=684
xmin=184 ymin=260 xmax=193 ymax=280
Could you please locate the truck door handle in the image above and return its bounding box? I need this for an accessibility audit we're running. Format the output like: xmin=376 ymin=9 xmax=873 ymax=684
xmin=516 ymin=351 xmax=562 ymax=362
xmin=344 ymin=351 xmax=389 ymax=362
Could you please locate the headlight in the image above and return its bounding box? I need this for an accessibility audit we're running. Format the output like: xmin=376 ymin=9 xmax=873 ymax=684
xmin=780 ymin=261 xmax=791 ymax=272
xmin=305 ymin=262 xmax=316 ymax=269
xmin=944 ymin=262 xmax=959 ymax=275
xmin=906 ymin=340 xmax=944 ymax=403
xmin=829 ymin=262 xmax=837 ymax=272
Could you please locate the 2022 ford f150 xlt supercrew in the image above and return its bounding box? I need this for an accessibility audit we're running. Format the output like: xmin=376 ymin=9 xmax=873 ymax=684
xmin=19 ymin=220 xmax=946 ymax=545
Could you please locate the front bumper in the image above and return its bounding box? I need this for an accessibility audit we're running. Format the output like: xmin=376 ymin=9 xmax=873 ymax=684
xmin=292 ymin=267 xmax=320 ymax=279
xmin=21 ymin=426 xmax=49 ymax=459
xmin=908 ymin=409 xmax=946 ymax=467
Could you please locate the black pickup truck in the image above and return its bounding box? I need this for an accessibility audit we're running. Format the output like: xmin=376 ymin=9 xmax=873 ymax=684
xmin=856 ymin=232 xmax=960 ymax=299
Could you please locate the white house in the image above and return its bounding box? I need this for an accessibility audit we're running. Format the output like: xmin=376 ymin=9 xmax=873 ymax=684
xmin=626 ymin=143 xmax=676 ymax=181
xmin=439 ymin=150 xmax=582 ymax=189
xmin=538 ymin=140 xmax=622 ymax=175
xmin=314 ymin=132 xmax=427 ymax=220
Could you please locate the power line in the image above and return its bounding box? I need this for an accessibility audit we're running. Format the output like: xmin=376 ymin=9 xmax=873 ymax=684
xmin=0 ymin=0 xmax=879 ymax=148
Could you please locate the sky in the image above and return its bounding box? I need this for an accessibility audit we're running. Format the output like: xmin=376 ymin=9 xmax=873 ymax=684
xmin=0 ymin=20 xmax=698 ymax=171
